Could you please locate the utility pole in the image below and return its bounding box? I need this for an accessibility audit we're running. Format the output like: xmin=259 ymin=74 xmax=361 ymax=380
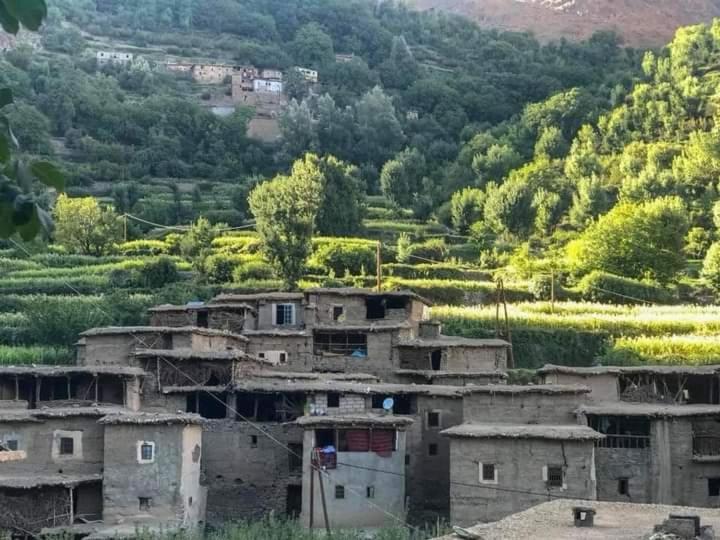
xmin=550 ymin=269 xmax=555 ymax=315
xmin=123 ymin=214 xmax=128 ymax=242
xmin=317 ymin=460 xmax=332 ymax=537
xmin=376 ymin=241 xmax=382 ymax=292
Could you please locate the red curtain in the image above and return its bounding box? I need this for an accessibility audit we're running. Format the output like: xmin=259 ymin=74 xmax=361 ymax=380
xmin=345 ymin=429 xmax=370 ymax=452
xmin=371 ymin=430 xmax=394 ymax=457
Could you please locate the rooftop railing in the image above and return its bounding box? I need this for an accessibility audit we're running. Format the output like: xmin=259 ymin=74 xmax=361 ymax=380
xmin=693 ymin=436 xmax=720 ymax=457
xmin=595 ymin=434 xmax=651 ymax=449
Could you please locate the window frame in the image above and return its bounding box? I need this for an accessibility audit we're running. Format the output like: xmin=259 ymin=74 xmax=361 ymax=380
xmin=335 ymin=485 xmax=345 ymax=499
xmin=427 ymin=411 xmax=441 ymax=429
xmin=709 ymin=477 xmax=720 ymax=497
xmin=138 ymin=497 xmax=153 ymax=511
xmin=428 ymin=443 xmax=438 ymax=457
xmin=59 ymin=437 xmax=74 ymax=456
xmin=618 ymin=477 xmax=629 ymax=496
xmin=479 ymin=462 xmax=498 ymax=485
xmin=274 ymin=303 xmax=296 ymax=326
xmin=137 ymin=441 xmax=156 ymax=464
xmin=544 ymin=465 xmax=565 ymax=489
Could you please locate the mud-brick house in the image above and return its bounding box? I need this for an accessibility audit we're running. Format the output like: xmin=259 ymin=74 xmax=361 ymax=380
xmin=0 ymin=407 xmax=205 ymax=537
xmin=0 ymin=365 xmax=144 ymax=410
xmin=577 ymin=401 xmax=720 ymax=507
xmin=297 ymin=414 xmax=413 ymax=530
xmin=442 ymin=384 xmax=601 ymax=525
xmin=537 ymin=364 xmax=720 ymax=404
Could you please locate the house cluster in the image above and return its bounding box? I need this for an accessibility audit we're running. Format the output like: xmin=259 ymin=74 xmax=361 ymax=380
xmin=96 ymin=51 xmax=134 ymax=66
xmin=2 ymin=287 xmax=719 ymax=536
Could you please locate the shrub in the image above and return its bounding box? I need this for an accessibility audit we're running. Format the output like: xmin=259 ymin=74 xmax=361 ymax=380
xmin=383 ymin=263 xmax=490 ymax=281
xmin=309 ymin=242 xmax=376 ymax=276
xmin=136 ymin=257 xmax=180 ymax=289
xmin=575 ymin=271 xmax=675 ymax=304
xmin=702 ymin=242 xmax=720 ymax=293
xmin=684 ymin=227 xmax=713 ymax=259
xmin=404 ymin=239 xmax=448 ymax=264
xmin=118 ymin=240 xmax=170 ymax=256
xmin=233 ymin=261 xmax=274 ymax=282
xmin=0 ymin=346 xmax=73 ymax=366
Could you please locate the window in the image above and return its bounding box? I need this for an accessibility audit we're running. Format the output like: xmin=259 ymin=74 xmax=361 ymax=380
xmin=428 ymin=443 xmax=438 ymax=456
xmin=139 ymin=497 xmax=152 ymax=511
xmin=335 ymin=485 xmax=345 ymax=499
xmin=709 ymin=478 xmax=720 ymax=497
xmin=315 ymin=429 xmax=335 ymax=448
xmin=332 ymin=305 xmax=344 ymax=321
xmin=2 ymin=440 xmax=17 ymax=451
xmin=279 ymin=352 xmax=287 ymax=364
xmin=427 ymin=411 xmax=440 ymax=428
xmin=138 ymin=441 xmax=155 ymax=463
xmin=60 ymin=437 xmax=74 ymax=456
xmin=327 ymin=393 xmax=340 ymax=408
xmin=481 ymin=463 xmax=496 ymax=483
xmin=405 ymin=454 xmax=410 ymax=466
xmin=366 ymin=486 xmax=375 ymax=498
xmin=430 ymin=350 xmax=442 ymax=371
xmin=546 ymin=466 xmax=564 ymax=488
xmin=618 ymin=478 xmax=629 ymax=495
xmin=250 ymin=435 xmax=258 ymax=448
xmin=275 ymin=304 xmax=296 ymax=326
xmin=196 ymin=310 xmax=209 ymax=328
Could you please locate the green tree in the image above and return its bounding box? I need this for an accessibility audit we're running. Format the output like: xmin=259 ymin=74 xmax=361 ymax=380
xmin=568 ymin=176 xmax=610 ymax=229
xmin=53 ymin=194 xmax=122 ymax=256
xmin=180 ymin=217 xmax=221 ymax=271
xmin=249 ymin=164 xmax=323 ymax=289
xmin=450 ymin=187 xmax=485 ymax=234
xmin=534 ymin=126 xmax=568 ymax=159
xmin=380 ymin=148 xmax=426 ymax=208
xmin=567 ymin=197 xmax=689 ymax=282
xmin=292 ymin=23 xmax=334 ymax=68
xmin=702 ymin=242 xmax=720 ymax=292
xmin=312 ymin=154 xmax=365 ymax=236
xmin=471 ymin=144 xmax=522 ymax=186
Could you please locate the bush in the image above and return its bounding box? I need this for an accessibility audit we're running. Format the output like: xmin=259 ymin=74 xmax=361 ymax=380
xmin=233 ymin=261 xmax=274 ymax=282
xmin=528 ymin=275 xmax=572 ymax=301
xmin=685 ymin=227 xmax=713 ymax=259
xmin=575 ymin=271 xmax=675 ymax=304
xmin=0 ymin=346 xmax=73 ymax=365
xmin=136 ymin=257 xmax=180 ymax=289
xmin=309 ymin=242 xmax=376 ymax=276
xmin=403 ymin=239 xmax=448 ymax=264
xmin=383 ymin=263 xmax=490 ymax=281
xmin=118 ymin=240 xmax=170 ymax=256
xmin=702 ymin=242 xmax=720 ymax=293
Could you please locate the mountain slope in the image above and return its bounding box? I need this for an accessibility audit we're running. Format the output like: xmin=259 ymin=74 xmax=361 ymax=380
xmin=405 ymin=0 xmax=720 ymax=46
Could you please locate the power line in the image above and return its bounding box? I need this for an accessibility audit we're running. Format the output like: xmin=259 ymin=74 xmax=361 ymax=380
xmin=123 ymin=213 xmax=256 ymax=233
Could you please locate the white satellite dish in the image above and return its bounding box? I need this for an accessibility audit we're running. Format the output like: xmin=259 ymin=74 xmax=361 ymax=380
xmin=382 ymin=397 xmax=394 ymax=412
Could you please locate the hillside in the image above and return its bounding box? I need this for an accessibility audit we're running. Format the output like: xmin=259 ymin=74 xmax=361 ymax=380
xmin=405 ymin=0 xmax=720 ymax=47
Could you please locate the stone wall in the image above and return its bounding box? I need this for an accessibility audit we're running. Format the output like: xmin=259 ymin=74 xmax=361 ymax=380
xmin=595 ymin=447 xmax=651 ymax=502
xmin=463 ymin=391 xmax=585 ymax=425
xmin=448 ymin=437 xmax=597 ymax=525
xmin=202 ymin=420 xmax=303 ymax=524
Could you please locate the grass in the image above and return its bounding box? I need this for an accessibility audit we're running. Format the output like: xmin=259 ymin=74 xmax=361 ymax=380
xmin=604 ymin=335 xmax=720 ymax=365
xmin=0 ymin=345 xmax=73 ymax=365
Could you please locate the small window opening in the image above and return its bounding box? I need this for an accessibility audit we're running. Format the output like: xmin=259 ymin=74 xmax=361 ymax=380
xmin=275 ymin=303 xmax=295 ymax=326
xmin=335 ymin=485 xmax=345 ymax=499
xmin=372 ymin=395 xmax=385 ymax=409
xmin=618 ymin=478 xmax=629 ymax=495
xmin=279 ymin=352 xmax=287 ymax=364
xmin=4 ymin=440 xmax=18 ymax=451
xmin=196 ymin=310 xmax=209 ymax=328
xmin=327 ymin=393 xmax=340 ymax=408
xmin=139 ymin=497 xmax=152 ymax=511
xmin=482 ymin=463 xmax=496 ymax=482
xmin=405 ymin=454 xmax=410 ymax=465
xmin=140 ymin=442 xmax=154 ymax=462
xmin=366 ymin=297 xmax=386 ymax=319
xmin=332 ymin=306 xmax=344 ymax=321
xmin=250 ymin=435 xmax=258 ymax=448
xmin=366 ymin=486 xmax=375 ymax=498
xmin=547 ymin=466 xmax=563 ymax=488
xmin=288 ymin=443 xmax=303 ymax=472
xmin=60 ymin=437 xmax=74 ymax=456
xmin=315 ymin=429 xmax=335 ymax=448
xmin=428 ymin=443 xmax=438 ymax=456
xmin=709 ymin=478 xmax=720 ymax=497
xmin=427 ymin=411 xmax=440 ymax=428
xmin=430 ymin=349 xmax=442 ymax=371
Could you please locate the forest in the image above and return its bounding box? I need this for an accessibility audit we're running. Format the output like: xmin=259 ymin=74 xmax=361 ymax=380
xmin=2 ymin=0 xmax=720 ymax=369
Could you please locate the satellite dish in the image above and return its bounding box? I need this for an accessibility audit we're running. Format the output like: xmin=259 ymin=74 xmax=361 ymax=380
xmin=382 ymin=398 xmax=394 ymax=412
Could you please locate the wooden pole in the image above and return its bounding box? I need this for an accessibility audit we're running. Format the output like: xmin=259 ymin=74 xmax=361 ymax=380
xmin=68 ymin=486 xmax=74 ymax=525
xmin=123 ymin=214 xmax=128 ymax=242
xmin=550 ymin=269 xmax=555 ymax=314
xmin=317 ymin=464 xmax=332 ymax=537
xmin=376 ymin=241 xmax=382 ymax=292
xmin=309 ymin=450 xmax=316 ymax=529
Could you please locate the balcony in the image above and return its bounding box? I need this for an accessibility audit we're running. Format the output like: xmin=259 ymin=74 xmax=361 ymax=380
xmin=693 ymin=436 xmax=720 ymax=459
xmin=595 ymin=434 xmax=650 ymax=449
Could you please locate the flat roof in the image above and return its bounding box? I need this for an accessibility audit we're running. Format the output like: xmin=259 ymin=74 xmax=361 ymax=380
xmin=242 ymin=329 xmax=310 ymax=337
xmin=211 ymin=292 xmax=305 ymax=303
xmin=395 ymin=369 xmax=508 ymax=380
xmin=433 ymin=500 xmax=720 ymax=540
xmin=232 ymin=379 xmax=465 ymax=397
xmin=538 ymin=363 xmax=720 ymax=376
xmin=463 ymin=384 xmax=591 ymax=395
xmin=98 ymin=412 xmax=203 ymax=425
xmin=398 ymin=336 xmax=510 ymax=348
xmin=577 ymin=402 xmax=720 ymax=418
xmin=0 ymin=406 xmax=127 ymax=423
xmin=134 ymin=348 xmax=265 ymax=363
xmin=296 ymin=414 xmax=414 ymax=428
xmin=80 ymin=326 xmax=248 ymax=341
xmin=314 ymin=322 xmax=412 ymax=332
xmin=252 ymin=371 xmax=379 ymax=382
xmin=306 ymin=287 xmax=431 ymax=305
xmin=0 ymin=366 xmax=145 ymax=377
xmin=0 ymin=474 xmax=102 ymax=489
xmin=148 ymin=302 xmax=256 ymax=313
xmin=441 ymin=423 xmax=604 ymax=441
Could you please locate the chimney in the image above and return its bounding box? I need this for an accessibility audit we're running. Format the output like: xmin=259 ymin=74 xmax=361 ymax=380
xmin=419 ymin=320 xmax=441 ymax=339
